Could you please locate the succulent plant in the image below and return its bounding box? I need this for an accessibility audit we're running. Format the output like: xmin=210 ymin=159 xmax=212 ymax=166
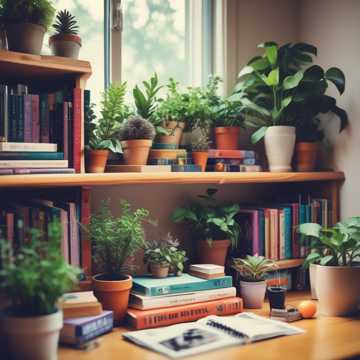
xmin=119 ymin=116 xmax=155 ymax=141
xmin=52 ymin=9 xmax=79 ymax=36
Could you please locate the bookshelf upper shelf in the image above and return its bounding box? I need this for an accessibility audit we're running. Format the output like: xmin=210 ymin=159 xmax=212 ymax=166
xmin=0 ymin=171 xmax=345 ymax=188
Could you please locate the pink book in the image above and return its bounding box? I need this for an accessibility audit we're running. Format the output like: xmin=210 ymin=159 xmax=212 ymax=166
xmin=63 ymin=102 xmax=69 ymax=160
xmin=31 ymin=95 xmax=40 ymax=143
xmin=24 ymin=95 xmax=32 ymax=142
xmin=69 ymin=202 xmax=80 ymax=267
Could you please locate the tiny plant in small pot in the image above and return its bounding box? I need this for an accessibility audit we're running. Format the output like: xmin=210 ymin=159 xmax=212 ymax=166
xmin=0 ymin=0 xmax=55 ymax=54
xmin=144 ymin=234 xmax=187 ymax=278
xmin=298 ymin=217 xmax=360 ymax=316
xmin=0 ymin=221 xmax=80 ymax=360
xmin=172 ymin=188 xmax=240 ymax=266
xmin=191 ymin=130 xmax=210 ymax=172
xmin=232 ymin=255 xmax=277 ymax=309
xmin=118 ymin=116 xmax=155 ymax=165
xmin=87 ymin=200 xmax=154 ymax=324
xmin=49 ymin=9 xmax=82 ymax=59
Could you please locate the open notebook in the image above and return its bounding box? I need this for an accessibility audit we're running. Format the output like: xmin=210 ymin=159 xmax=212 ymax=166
xmin=123 ymin=312 xmax=304 ymax=358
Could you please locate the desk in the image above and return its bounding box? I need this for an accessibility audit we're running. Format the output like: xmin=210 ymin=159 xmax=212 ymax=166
xmin=59 ymin=292 xmax=360 ymax=360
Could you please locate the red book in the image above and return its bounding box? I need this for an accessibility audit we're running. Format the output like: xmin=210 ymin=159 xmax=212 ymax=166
xmin=23 ymin=95 xmax=32 ymax=143
xmin=81 ymin=187 xmax=91 ymax=275
xmin=291 ymin=203 xmax=300 ymax=258
xmin=208 ymin=149 xmax=255 ymax=159
xmin=126 ymin=297 xmax=243 ymax=330
xmin=63 ymin=102 xmax=69 ymax=161
xmin=48 ymin=94 xmax=55 ymax=142
xmin=31 ymin=95 xmax=40 ymax=143
xmin=73 ymin=88 xmax=82 ymax=173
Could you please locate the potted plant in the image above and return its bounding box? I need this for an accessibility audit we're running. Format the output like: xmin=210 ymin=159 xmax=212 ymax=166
xmin=298 ymin=217 xmax=360 ymax=316
xmin=118 ymin=116 xmax=155 ymax=165
xmin=85 ymin=83 xmax=131 ymax=173
xmin=0 ymin=0 xmax=55 ymax=55
xmin=191 ymin=129 xmax=210 ymax=172
xmin=49 ymin=9 xmax=81 ymax=59
xmin=0 ymin=221 xmax=80 ymax=360
xmin=232 ymin=255 xmax=277 ymax=309
xmin=87 ymin=200 xmax=153 ymax=324
xmin=144 ymin=234 xmax=187 ymax=278
xmin=172 ymin=188 xmax=240 ymax=266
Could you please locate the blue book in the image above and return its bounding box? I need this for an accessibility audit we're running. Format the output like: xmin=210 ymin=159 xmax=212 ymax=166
xmin=132 ymin=274 xmax=233 ymax=296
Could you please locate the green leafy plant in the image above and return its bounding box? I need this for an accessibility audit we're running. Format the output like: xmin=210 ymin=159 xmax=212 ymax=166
xmin=232 ymin=255 xmax=277 ymax=282
xmin=172 ymin=188 xmax=240 ymax=247
xmin=118 ymin=116 xmax=155 ymax=141
xmin=52 ymin=9 xmax=79 ymax=36
xmin=0 ymin=220 xmax=80 ymax=316
xmin=0 ymin=0 xmax=55 ymax=31
xmin=298 ymin=217 xmax=360 ymax=267
xmin=86 ymin=200 xmax=154 ymax=277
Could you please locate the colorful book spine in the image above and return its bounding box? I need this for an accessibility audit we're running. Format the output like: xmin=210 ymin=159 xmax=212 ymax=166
xmin=16 ymin=95 xmax=24 ymax=142
xmin=0 ymin=160 xmax=68 ymax=168
xmin=283 ymin=207 xmax=292 ymax=259
xmin=0 ymin=142 xmax=57 ymax=152
xmin=31 ymin=95 xmax=40 ymax=143
xmin=258 ymin=209 xmax=265 ymax=256
xmin=23 ymin=95 xmax=32 ymax=143
xmin=39 ymin=94 xmax=49 ymax=143
xmin=13 ymin=168 xmax=75 ymax=174
xmin=0 ymin=152 xmax=64 ymax=160
xmin=63 ymin=102 xmax=69 ymax=160
xmin=291 ymin=203 xmax=300 ymax=258
xmin=207 ymin=149 xmax=256 ymax=158
xmin=73 ymin=88 xmax=82 ymax=173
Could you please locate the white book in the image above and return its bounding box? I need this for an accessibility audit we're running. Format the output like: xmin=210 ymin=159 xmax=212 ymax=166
xmin=129 ymin=287 xmax=236 ymax=310
xmin=0 ymin=160 xmax=68 ymax=168
xmin=189 ymin=264 xmax=224 ymax=275
xmin=0 ymin=142 xmax=57 ymax=152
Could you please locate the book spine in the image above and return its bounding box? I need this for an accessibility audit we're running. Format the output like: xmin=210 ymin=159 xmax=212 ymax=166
xmin=31 ymin=95 xmax=39 ymax=143
xmin=17 ymin=95 xmax=24 ymax=142
xmin=73 ymin=88 xmax=82 ymax=173
xmin=40 ymin=94 xmax=49 ymax=143
xmin=0 ymin=142 xmax=57 ymax=152
xmin=284 ymin=207 xmax=292 ymax=259
xmin=0 ymin=152 xmax=64 ymax=160
xmin=63 ymin=102 xmax=69 ymax=160
xmin=68 ymin=102 xmax=73 ymax=167
xmin=279 ymin=209 xmax=285 ymax=260
xmin=60 ymin=209 xmax=69 ymax=264
xmin=14 ymin=168 xmax=75 ymax=174
xmin=48 ymin=94 xmax=55 ymax=143
xmin=252 ymin=211 xmax=259 ymax=255
xmin=75 ymin=312 xmax=113 ymax=337
xmin=0 ymin=160 xmax=68 ymax=168
xmin=291 ymin=203 xmax=300 ymax=258
xmin=69 ymin=202 xmax=80 ymax=267
xmin=264 ymin=209 xmax=270 ymax=259
xmin=127 ymin=297 xmax=243 ymax=330
xmin=8 ymin=94 xmax=16 ymax=142
xmin=81 ymin=187 xmax=91 ymax=274
xmin=258 ymin=209 xmax=265 ymax=256
xmin=23 ymin=95 xmax=32 ymax=143
xmin=0 ymin=85 xmax=8 ymax=140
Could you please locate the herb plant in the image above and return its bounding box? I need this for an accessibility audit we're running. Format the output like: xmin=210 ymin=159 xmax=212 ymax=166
xmin=172 ymin=188 xmax=240 ymax=247
xmin=232 ymin=255 xmax=277 ymax=282
xmin=52 ymin=9 xmax=79 ymax=36
xmin=118 ymin=116 xmax=155 ymax=141
xmin=0 ymin=220 xmax=80 ymax=316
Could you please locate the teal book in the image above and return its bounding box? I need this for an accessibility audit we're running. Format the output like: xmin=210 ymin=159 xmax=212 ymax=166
xmin=132 ymin=274 xmax=233 ymax=296
xmin=0 ymin=152 xmax=64 ymax=160
xmin=283 ymin=207 xmax=292 ymax=259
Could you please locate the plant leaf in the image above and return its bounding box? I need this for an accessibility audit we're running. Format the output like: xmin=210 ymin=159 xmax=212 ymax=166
xmin=325 ymin=67 xmax=345 ymax=94
xmin=265 ymin=68 xmax=279 ymax=86
xmin=283 ymin=71 xmax=304 ymax=90
xmin=251 ymin=126 xmax=268 ymax=144
xmin=298 ymin=223 xmax=322 ymax=238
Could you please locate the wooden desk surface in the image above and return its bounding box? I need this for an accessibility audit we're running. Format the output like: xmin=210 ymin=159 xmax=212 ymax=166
xmin=59 ymin=292 xmax=360 ymax=360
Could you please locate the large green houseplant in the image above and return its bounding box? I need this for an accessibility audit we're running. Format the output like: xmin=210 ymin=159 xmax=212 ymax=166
xmin=0 ymin=0 xmax=55 ymax=55
xmin=0 ymin=221 xmax=79 ymax=360
xmin=298 ymin=217 xmax=360 ymax=316
xmin=172 ymin=188 xmax=240 ymax=266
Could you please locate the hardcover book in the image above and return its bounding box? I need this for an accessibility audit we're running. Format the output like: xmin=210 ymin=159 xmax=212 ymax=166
xmin=0 ymin=142 xmax=57 ymax=152
xmin=0 ymin=152 xmax=64 ymax=160
xmin=0 ymin=160 xmax=68 ymax=168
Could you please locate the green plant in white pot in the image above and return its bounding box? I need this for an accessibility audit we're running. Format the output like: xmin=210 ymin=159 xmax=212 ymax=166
xmin=298 ymin=217 xmax=360 ymax=316
xmin=0 ymin=221 xmax=80 ymax=360
xmin=0 ymin=0 xmax=55 ymax=55
xmin=232 ymin=255 xmax=277 ymax=309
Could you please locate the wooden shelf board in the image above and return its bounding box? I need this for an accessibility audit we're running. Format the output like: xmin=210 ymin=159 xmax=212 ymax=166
xmin=0 ymin=171 xmax=345 ymax=188
xmin=276 ymin=258 xmax=304 ymax=270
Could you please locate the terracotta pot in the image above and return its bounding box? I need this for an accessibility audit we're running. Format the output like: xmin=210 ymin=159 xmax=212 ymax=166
xmin=121 ymin=139 xmax=152 ymax=165
xmin=239 ymin=280 xmax=267 ymax=309
xmin=149 ymin=263 xmax=170 ymax=278
xmin=214 ymin=127 xmax=241 ymax=150
xmin=316 ymin=265 xmax=360 ymax=316
xmin=192 ymin=151 xmax=208 ymax=172
xmin=86 ymin=149 xmax=109 ymax=173
xmin=5 ymin=22 xmax=45 ymax=55
xmin=49 ymin=34 xmax=82 ymax=59
xmin=295 ymin=142 xmax=319 ymax=172
xmin=158 ymin=121 xmax=185 ymax=146
xmin=197 ymin=239 xmax=230 ymax=266
xmin=2 ymin=309 xmax=63 ymax=360
xmin=93 ymin=274 xmax=132 ymax=324
xmin=264 ymin=126 xmax=296 ymax=172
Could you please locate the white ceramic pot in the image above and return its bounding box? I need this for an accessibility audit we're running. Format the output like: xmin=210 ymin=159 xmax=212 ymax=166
xmin=264 ymin=126 xmax=296 ymax=172
xmin=240 ymin=280 xmax=267 ymax=309
xmin=309 ymin=263 xmax=318 ymax=300
xmin=2 ymin=310 xmax=63 ymax=360
xmin=316 ymin=265 xmax=360 ymax=316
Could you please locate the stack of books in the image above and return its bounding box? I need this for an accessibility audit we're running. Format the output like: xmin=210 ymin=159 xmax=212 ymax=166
xmin=127 ymin=268 xmax=242 ymax=330
xmin=59 ymin=291 xmax=113 ymax=347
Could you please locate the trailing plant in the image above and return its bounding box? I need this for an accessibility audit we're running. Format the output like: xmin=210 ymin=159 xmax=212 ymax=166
xmin=86 ymin=200 xmax=154 ymax=276
xmin=298 ymin=217 xmax=360 ymax=267
xmin=172 ymin=188 xmax=240 ymax=247
xmin=118 ymin=116 xmax=155 ymax=141
xmin=232 ymin=255 xmax=277 ymax=282
xmin=52 ymin=9 xmax=79 ymax=36
xmin=0 ymin=0 xmax=55 ymax=31
xmin=0 ymin=220 xmax=80 ymax=316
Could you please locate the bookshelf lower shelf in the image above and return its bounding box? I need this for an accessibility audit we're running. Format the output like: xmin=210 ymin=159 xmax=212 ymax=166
xmin=276 ymin=258 xmax=304 ymax=270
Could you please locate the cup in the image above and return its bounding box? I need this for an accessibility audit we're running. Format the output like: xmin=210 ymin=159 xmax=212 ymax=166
xmin=267 ymin=286 xmax=287 ymax=310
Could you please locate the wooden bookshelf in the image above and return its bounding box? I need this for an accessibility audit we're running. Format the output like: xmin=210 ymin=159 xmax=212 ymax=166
xmin=276 ymin=258 xmax=304 ymax=270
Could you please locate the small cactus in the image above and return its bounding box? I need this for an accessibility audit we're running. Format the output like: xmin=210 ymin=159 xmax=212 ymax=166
xmin=119 ymin=116 xmax=156 ymax=141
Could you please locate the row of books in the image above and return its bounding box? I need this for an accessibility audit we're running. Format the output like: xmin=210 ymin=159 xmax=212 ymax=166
xmin=234 ymin=197 xmax=330 ymax=260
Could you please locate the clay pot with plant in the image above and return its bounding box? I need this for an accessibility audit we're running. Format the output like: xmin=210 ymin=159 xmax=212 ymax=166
xmin=49 ymin=10 xmax=82 ymax=59
xmin=0 ymin=0 xmax=55 ymax=55
xmin=298 ymin=217 xmax=360 ymax=316
xmin=0 ymin=221 xmax=80 ymax=360
xmin=191 ymin=130 xmax=210 ymax=172
xmin=87 ymin=200 xmax=154 ymax=324
xmin=172 ymin=188 xmax=240 ymax=267
xmin=232 ymin=255 xmax=277 ymax=309
xmin=118 ymin=116 xmax=155 ymax=165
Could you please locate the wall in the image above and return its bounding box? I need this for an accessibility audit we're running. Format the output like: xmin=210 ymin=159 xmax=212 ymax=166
xmin=299 ymin=0 xmax=360 ymax=218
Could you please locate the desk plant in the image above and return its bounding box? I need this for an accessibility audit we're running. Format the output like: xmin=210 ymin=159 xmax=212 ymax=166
xmin=298 ymin=217 xmax=360 ymax=316
xmin=0 ymin=0 xmax=55 ymax=54
xmin=49 ymin=9 xmax=82 ymax=59
xmin=232 ymin=255 xmax=277 ymax=308
xmin=87 ymin=200 xmax=153 ymax=323
xmin=0 ymin=221 xmax=80 ymax=360
xmin=172 ymin=188 xmax=240 ymax=266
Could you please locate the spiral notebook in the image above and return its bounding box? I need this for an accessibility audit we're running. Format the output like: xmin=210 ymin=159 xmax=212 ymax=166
xmin=123 ymin=312 xmax=304 ymax=358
